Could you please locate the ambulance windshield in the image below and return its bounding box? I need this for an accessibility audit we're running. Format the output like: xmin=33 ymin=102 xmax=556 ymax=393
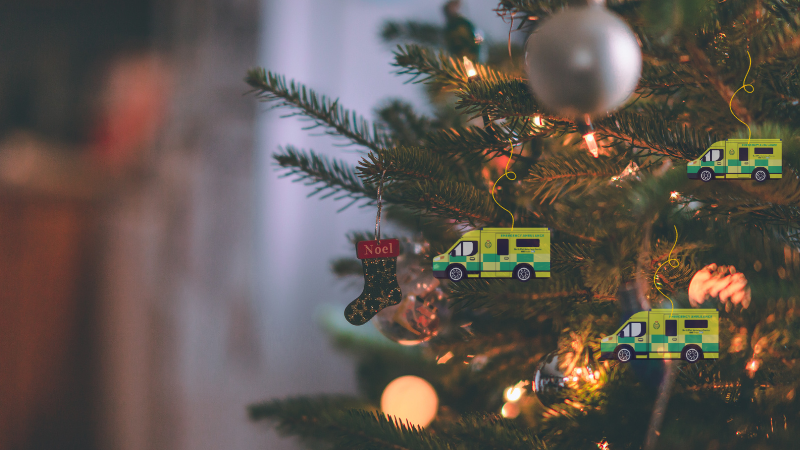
xmin=618 ymin=322 xmax=646 ymax=337
xmin=701 ymin=149 xmax=723 ymax=162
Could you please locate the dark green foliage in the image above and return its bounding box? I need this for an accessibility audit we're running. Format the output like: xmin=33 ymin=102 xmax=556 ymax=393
xmin=246 ymin=68 xmax=392 ymax=151
xmin=248 ymin=1 xmax=800 ymax=449
xmin=382 ymin=21 xmax=443 ymax=47
xmin=273 ymin=146 xmax=375 ymax=209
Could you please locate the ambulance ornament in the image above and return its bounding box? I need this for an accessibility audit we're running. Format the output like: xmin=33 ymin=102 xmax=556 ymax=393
xmin=687 ymin=139 xmax=782 ymax=182
xmin=598 ymin=308 xmax=719 ymax=363
xmin=432 ymin=228 xmax=550 ymax=282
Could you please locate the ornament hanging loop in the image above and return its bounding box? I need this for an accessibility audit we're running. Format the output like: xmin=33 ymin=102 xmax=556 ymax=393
xmin=375 ymin=170 xmax=386 ymax=243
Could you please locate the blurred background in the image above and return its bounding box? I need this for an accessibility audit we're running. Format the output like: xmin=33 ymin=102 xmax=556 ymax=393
xmin=0 ymin=1 xmax=505 ymax=449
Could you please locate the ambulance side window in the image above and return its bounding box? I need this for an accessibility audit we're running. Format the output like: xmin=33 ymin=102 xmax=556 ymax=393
xmin=666 ymin=320 xmax=677 ymax=336
xmin=517 ymin=239 xmax=540 ymax=248
xmin=739 ymin=148 xmax=748 ymax=161
xmin=462 ymin=241 xmax=478 ymax=256
xmin=618 ymin=324 xmax=631 ymax=337
xmin=497 ymin=239 xmax=509 ymax=255
xmin=450 ymin=243 xmax=462 ymax=256
xmin=685 ymin=320 xmax=708 ymax=328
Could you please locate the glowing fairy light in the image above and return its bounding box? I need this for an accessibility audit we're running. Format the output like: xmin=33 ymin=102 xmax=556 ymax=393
xmin=504 ymin=386 xmax=523 ymax=402
xmin=597 ymin=440 xmax=610 ymax=450
xmin=463 ymin=56 xmax=478 ymax=80
xmin=747 ymin=359 xmax=760 ymax=375
xmin=583 ymin=132 xmax=599 ymax=158
xmin=670 ymin=191 xmax=680 ymax=199
xmin=533 ymin=115 xmax=543 ymax=127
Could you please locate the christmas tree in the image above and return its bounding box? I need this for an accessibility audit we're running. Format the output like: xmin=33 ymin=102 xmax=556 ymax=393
xmin=245 ymin=1 xmax=800 ymax=448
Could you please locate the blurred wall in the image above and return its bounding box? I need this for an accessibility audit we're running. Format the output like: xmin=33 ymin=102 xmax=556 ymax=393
xmin=88 ymin=1 xmax=508 ymax=450
xmin=97 ymin=0 xmax=264 ymax=449
xmin=254 ymin=0 xmax=506 ymax=448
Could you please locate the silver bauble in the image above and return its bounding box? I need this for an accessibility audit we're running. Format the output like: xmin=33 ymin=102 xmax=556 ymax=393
xmin=524 ymin=6 xmax=642 ymax=117
xmin=373 ymin=289 xmax=443 ymax=345
xmin=532 ymin=352 xmax=571 ymax=407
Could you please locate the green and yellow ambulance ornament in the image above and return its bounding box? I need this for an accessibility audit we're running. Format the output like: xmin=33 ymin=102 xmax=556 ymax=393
xmin=598 ymin=309 xmax=719 ymax=363
xmin=687 ymin=139 xmax=782 ymax=182
xmin=432 ymin=228 xmax=550 ymax=282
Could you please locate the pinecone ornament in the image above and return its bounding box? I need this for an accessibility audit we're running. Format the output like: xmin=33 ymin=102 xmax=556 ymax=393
xmin=689 ymin=264 xmax=751 ymax=310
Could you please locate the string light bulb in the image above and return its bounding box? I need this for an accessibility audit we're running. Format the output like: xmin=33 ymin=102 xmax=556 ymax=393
xmin=583 ymin=133 xmax=599 ymax=158
xmin=533 ymin=115 xmax=543 ymax=127
xmin=504 ymin=385 xmax=523 ymax=402
xmin=577 ymin=115 xmax=599 ymax=158
xmin=504 ymin=380 xmax=526 ymax=402
xmin=747 ymin=359 xmax=760 ymax=376
xmin=463 ymin=56 xmax=478 ymax=80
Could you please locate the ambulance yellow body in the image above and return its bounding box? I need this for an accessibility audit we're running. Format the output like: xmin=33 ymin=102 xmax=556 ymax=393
xmin=432 ymin=228 xmax=550 ymax=282
xmin=598 ymin=309 xmax=719 ymax=363
xmin=687 ymin=139 xmax=782 ymax=182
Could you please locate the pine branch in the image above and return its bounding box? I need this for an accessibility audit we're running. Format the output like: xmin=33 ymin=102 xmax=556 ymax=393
xmin=436 ymin=413 xmax=547 ymax=450
xmin=376 ymin=99 xmax=435 ymax=146
xmin=456 ymin=79 xmax=538 ymax=119
xmin=684 ymin=40 xmax=754 ymax=125
xmin=525 ymin=150 xmax=631 ymax=205
xmin=423 ymin=121 xmax=545 ymax=164
xmin=273 ymin=146 xmax=375 ymax=209
xmin=396 ymin=180 xmax=500 ymax=226
xmin=246 ymin=68 xmax=391 ymax=151
xmin=249 ymin=397 xmax=455 ymax=450
xmin=594 ymin=111 xmax=717 ymax=160
xmin=393 ymin=45 xmax=510 ymax=90
xmin=449 ymin=74 xmax=715 ymax=161
xmin=447 ymin=278 xmax=616 ymax=320
xmin=357 ymin=147 xmax=457 ymax=184
xmin=551 ymin=242 xmax=597 ymax=272
xmin=496 ymin=0 xmax=641 ymax=19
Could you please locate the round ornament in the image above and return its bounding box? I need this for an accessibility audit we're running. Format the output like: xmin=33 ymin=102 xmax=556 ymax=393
xmin=372 ymin=240 xmax=448 ymax=344
xmin=381 ymin=375 xmax=438 ymax=427
xmin=524 ymin=5 xmax=642 ymax=117
xmin=374 ymin=289 xmax=443 ymax=345
xmin=532 ymin=352 xmax=571 ymax=407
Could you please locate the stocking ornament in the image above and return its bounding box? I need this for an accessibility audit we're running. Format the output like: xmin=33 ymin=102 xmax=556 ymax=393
xmin=344 ymin=172 xmax=403 ymax=325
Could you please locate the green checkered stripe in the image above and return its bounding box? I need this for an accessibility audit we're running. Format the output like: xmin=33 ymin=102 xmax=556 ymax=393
xmin=481 ymin=252 xmax=550 ymax=271
xmin=601 ymin=334 xmax=718 ymax=354
xmin=434 ymin=253 xmax=550 ymax=272
xmin=727 ymin=159 xmax=782 ymax=174
xmin=436 ymin=255 xmax=479 ymax=271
